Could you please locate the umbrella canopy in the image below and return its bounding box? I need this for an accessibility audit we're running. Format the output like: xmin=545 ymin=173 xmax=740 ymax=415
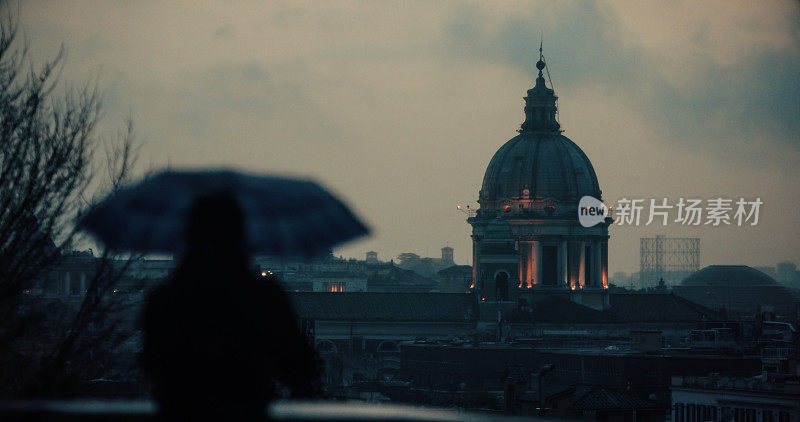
xmin=78 ymin=169 xmax=368 ymax=257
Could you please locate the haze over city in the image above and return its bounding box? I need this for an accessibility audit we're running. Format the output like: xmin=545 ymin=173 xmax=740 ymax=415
xmin=17 ymin=0 xmax=800 ymax=273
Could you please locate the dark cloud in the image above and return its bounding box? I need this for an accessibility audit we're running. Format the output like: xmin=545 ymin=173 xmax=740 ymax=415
xmin=444 ymin=1 xmax=799 ymax=165
xmin=16 ymin=1 xmax=800 ymax=271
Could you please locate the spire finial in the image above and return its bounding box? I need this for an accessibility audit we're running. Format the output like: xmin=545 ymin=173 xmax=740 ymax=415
xmin=536 ymin=33 xmax=545 ymax=77
xmin=539 ymin=32 xmax=543 ymax=60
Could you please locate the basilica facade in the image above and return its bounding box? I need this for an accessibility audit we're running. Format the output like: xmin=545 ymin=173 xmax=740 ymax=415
xmin=468 ymin=53 xmax=611 ymax=310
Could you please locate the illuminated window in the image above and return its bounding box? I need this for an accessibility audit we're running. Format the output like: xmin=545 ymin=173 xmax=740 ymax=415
xmin=323 ymin=282 xmax=346 ymax=292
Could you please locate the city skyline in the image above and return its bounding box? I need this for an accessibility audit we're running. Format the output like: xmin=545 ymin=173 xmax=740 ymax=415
xmin=17 ymin=1 xmax=800 ymax=273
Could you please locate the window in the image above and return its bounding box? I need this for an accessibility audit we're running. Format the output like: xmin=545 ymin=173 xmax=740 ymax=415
xmin=495 ymin=271 xmax=509 ymax=301
xmin=674 ymin=403 xmax=685 ymax=422
xmin=322 ymin=282 xmax=346 ymax=292
xmin=584 ymin=245 xmax=593 ymax=286
xmin=542 ymin=246 xmax=558 ymax=285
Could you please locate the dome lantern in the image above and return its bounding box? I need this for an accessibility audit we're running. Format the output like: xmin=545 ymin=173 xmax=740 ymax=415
xmin=520 ymin=43 xmax=560 ymax=133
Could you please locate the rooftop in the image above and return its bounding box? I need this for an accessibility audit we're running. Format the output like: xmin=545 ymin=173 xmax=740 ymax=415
xmin=289 ymin=292 xmax=477 ymax=322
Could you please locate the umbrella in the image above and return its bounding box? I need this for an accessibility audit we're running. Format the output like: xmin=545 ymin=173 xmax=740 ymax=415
xmin=78 ymin=169 xmax=369 ymax=257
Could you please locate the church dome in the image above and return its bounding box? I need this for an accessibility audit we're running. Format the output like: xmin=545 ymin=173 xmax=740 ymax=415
xmin=674 ymin=265 xmax=799 ymax=314
xmin=680 ymin=265 xmax=779 ymax=288
xmin=478 ymin=54 xmax=600 ymax=208
xmin=481 ymin=133 xmax=600 ymax=203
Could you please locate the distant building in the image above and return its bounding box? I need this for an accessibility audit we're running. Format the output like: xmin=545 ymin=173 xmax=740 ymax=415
xmin=310 ymin=273 xmax=367 ymax=292
xmin=671 ymin=375 xmax=800 ymax=422
xmin=500 ymin=292 xmax=729 ymax=346
xmin=505 ymin=382 xmax=666 ymax=420
xmin=396 ymin=246 xmax=459 ymax=278
xmin=366 ymin=264 xmax=438 ymax=293
xmin=776 ymin=261 xmax=800 ymax=289
xmin=440 ymin=246 xmax=454 ymax=266
xmin=290 ymin=292 xmax=476 ymax=386
xmin=32 ymin=252 xmax=171 ymax=299
xmin=400 ymin=341 xmax=761 ymax=408
xmin=35 ymin=250 xmax=96 ymax=298
xmin=437 ymin=265 xmax=472 ymax=293
xmin=365 ymin=251 xmax=379 ymax=264
xmin=256 ymin=254 xmax=437 ymax=293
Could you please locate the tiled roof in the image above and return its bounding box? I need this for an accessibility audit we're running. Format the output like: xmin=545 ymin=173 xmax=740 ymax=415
xmin=289 ymin=291 xmax=722 ymax=324
xmin=289 ymin=292 xmax=477 ymax=322
xmin=571 ymin=385 xmax=664 ymax=411
xmin=367 ymin=266 xmax=438 ymax=292
xmin=437 ymin=265 xmax=472 ymax=275
xmin=608 ymin=293 xmax=723 ymax=323
xmin=509 ymin=293 xmax=723 ymax=324
xmin=507 ymin=296 xmax=608 ymax=323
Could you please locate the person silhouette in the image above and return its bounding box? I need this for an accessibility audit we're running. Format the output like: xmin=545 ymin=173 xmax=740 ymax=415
xmin=141 ymin=193 xmax=320 ymax=421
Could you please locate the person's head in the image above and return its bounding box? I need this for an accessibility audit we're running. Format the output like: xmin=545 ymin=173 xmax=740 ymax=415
xmin=183 ymin=192 xmax=248 ymax=266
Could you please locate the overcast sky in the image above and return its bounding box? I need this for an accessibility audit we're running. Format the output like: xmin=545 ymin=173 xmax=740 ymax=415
xmin=17 ymin=1 xmax=800 ymax=273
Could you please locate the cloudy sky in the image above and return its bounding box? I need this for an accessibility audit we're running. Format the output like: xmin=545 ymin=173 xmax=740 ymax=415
xmin=17 ymin=1 xmax=800 ymax=274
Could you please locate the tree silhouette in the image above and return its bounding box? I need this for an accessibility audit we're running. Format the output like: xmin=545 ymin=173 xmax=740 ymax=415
xmin=0 ymin=9 xmax=141 ymax=397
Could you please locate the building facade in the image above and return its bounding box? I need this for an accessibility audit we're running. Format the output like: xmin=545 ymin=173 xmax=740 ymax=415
xmin=671 ymin=375 xmax=800 ymax=422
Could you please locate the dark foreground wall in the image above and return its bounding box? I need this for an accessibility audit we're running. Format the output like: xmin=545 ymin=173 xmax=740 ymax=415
xmin=0 ymin=400 xmax=522 ymax=422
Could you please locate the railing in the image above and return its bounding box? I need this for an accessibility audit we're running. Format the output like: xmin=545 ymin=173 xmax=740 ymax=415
xmin=0 ymin=400 xmax=531 ymax=422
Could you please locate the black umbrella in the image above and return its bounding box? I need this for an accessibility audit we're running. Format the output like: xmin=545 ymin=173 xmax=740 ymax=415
xmin=78 ymin=169 xmax=368 ymax=257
